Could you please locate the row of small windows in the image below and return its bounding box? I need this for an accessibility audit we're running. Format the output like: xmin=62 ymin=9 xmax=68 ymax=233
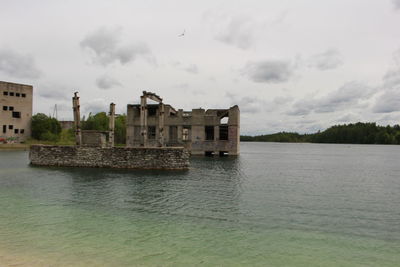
xmin=3 ymin=91 xmax=26 ymax=97
xmin=2 ymin=125 xmax=25 ymax=134
xmin=2 ymin=106 xmax=21 ymax=118
xmin=3 ymin=106 xmax=14 ymax=111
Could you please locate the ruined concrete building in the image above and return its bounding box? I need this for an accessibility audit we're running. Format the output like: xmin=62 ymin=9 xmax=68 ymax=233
xmin=72 ymin=92 xmax=116 ymax=148
xmin=0 ymin=81 xmax=33 ymax=143
xmin=126 ymin=91 xmax=240 ymax=155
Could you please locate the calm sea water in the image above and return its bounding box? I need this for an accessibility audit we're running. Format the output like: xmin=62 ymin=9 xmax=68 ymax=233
xmin=0 ymin=143 xmax=399 ymax=266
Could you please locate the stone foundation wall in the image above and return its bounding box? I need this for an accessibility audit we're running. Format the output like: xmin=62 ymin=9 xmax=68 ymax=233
xmin=29 ymin=145 xmax=190 ymax=170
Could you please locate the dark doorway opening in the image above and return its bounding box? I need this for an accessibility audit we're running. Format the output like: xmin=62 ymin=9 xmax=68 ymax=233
xmin=205 ymin=126 xmax=214 ymax=140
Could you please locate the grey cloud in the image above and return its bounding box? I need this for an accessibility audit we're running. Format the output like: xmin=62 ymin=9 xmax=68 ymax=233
xmin=215 ymin=15 xmax=255 ymax=49
xmin=308 ymin=49 xmax=343 ymax=71
xmin=80 ymin=27 xmax=151 ymax=66
xmin=243 ymin=60 xmax=294 ymax=83
xmin=0 ymin=48 xmax=41 ymax=79
xmin=273 ymin=96 xmax=294 ymax=105
xmin=393 ymin=0 xmax=400 ymax=9
xmin=37 ymin=86 xmax=69 ymax=100
xmin=286 ymin=98 xmax=314 ymax=116
xmin=372 ymin=89 xmax=400 ymax=113
xmin=83 ymin=98 xmax=108 ymax=114
xmin=174 ymin=83 xmax=190 ymax=89
xmin=382 ymin=69 xmax=400 ymax=89
xmin=336 ymin=113 xmax=360 ymax=123
xmin=171 ymin=61 xmax=199 ymax=74
xmin=226 ymin=93 xmax=264 ymax=113
xmin=287 ymin=82 xmax=375 ymax=116
xmin=315 ymin=82 xmax=374 ymax=113
xmin=372 ymin=53 xmax=400 ymax=113
xmin=183 ymin=64 xmax=199 ymax=74
xmin=96 ymin=75 xmax=121 ymax=90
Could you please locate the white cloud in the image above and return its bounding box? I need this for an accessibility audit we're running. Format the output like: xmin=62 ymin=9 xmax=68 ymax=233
xmin=308 ymin=49 xmax=343 ymax=71
xmin=215 ymin=15 xmax=257 ymax=49
xmin=171 ymin=62 xmax=199 ymax=74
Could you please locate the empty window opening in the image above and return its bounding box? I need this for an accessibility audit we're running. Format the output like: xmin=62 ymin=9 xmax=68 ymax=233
xmin=219 ymin=151 xmax=229 ymax=156
xmin=148 ymin=126 xmax=156 ymax=140
xmin=2 ymin=125 xmax=6 ymax=133
xmin=3 ymin=91 xmax=8 ymax=96
xmin=169 ymin=126 xmax=178 ymax=141
xmin=219 ymin=125 xmax=229 ymax=140
xmin=12 ymin=112 xmax=21 ymax=118
xmin=9 ymin=92 xmax=14 ymax=96
xmin=2 ymin=106 xmax=7 ymax=111
xmin=9 ymin=106 xmax=14 ymax=111
xmin=148 ymin=107 xmax=157 ymax=116
xmin=182 ymin=126 xmax=191 ymax=141
xmin=20 ymin=129 xmax=25 ymax=134
xmin=16 ymin=93 xmax=20 ymax=97
xmin=21 ymin=93 xmax=26 ymax=98
xmin=8 ymin=125 xmax=13 ymax=130
xmin=220 ymin=117 xmax=229 ymax=124
xmin=205 ymin=126 xmax=214 ymax=141
xmin=14 ymin=129 xmax=19 ymax=134
xmin=205 ymin=151 xmax=214 ymax=156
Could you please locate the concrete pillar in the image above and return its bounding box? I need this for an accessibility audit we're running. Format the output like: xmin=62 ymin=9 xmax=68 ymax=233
xmin=214 ymin=125 xmax=219 ymax=155
xmin=72 ymin=92 xmax=81 ymax=146
xmin=126 ymin=105 xmax=134 ymax=147
xmin=140 ymin=95 xmax=147 ymax=146
xmin=214 ymin=126 xmax=219 ymax=141
xmin=177 ymin=125 xmax=183 ymax=143
xmin=158 ymin=103 xmax=165 ymax=147
xmin=108 ymin=103 xmax=115 ymax=147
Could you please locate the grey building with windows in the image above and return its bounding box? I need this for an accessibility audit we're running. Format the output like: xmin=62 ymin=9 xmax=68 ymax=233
xmin=126 ymin=91 xmax=240 ymax=155
xmin=0 ymin=81 xmax=33 ymax=143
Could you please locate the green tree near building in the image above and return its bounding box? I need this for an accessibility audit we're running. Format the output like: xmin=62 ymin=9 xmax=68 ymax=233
xmin=82 ymin=112 xmax=126 ymax=144
xmin=31 ymin=113 xmax=62 ymax=141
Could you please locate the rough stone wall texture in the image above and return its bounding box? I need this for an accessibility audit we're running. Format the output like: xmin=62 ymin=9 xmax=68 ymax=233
xmin=30 ymin=145 xmax=190 ymax=170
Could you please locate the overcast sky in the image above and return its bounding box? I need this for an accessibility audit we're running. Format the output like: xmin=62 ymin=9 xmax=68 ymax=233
xmin=1 ymin=0 xmax=400 ymax=135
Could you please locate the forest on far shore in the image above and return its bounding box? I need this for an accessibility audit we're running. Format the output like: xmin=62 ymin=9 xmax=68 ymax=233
xmin=241 ymin=122 xmax=400 ymax=145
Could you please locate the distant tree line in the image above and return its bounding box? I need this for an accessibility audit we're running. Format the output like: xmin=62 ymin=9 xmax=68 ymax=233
xmin=31 ymin=112 xmax=126 ymax=144
xmin=241 ymin=122 xmax=400 ymax=145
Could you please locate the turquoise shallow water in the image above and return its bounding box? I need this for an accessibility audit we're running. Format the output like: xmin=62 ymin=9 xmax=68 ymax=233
xmin=0 ymin=143 xmax=400 ymax=266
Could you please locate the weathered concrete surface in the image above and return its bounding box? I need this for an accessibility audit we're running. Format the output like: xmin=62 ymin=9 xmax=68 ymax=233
xmin=126 ymin=91 xmax=240 ymax=155
xmin=30 ymin=145 xmax=190 ymax=170
xmin=0 ymin=81 xmax=33 ymax=143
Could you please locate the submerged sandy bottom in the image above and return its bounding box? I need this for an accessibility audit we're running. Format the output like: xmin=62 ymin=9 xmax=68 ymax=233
xmin=1 ymin=143 xmax=400 ymax=266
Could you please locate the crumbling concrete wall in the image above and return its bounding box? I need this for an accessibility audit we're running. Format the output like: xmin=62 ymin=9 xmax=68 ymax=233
xmin=30 ymin=145 xmax=190 ymax=170
xmin=81 ymin=130 xmax=107 ymax=147
xmin=126 ymin=103 xmax=240 ymax=155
